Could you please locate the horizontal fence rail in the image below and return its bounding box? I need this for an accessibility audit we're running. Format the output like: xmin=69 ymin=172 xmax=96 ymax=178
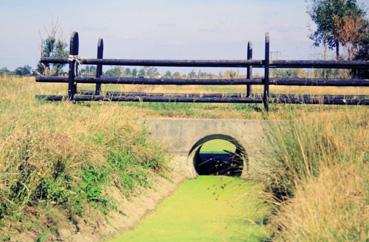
xmin=36 ymin=93 xmax=369 ymax=105
xmin=36 ymin=76 xmax=369 ymax=87
xmin=35 ymin=31 xmax=369 ymax=111
xmin=40 ymin=58 xmax=369 ymax=69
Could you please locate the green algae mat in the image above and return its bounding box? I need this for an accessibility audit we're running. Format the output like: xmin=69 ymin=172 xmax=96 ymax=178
xmin=111 ymin=176 xmax=271 ymax=242
xmin=200 ymin=139 xmax=236 ymax=154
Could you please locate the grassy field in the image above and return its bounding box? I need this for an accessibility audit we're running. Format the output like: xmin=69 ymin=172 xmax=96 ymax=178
xmin=262 ymin=109 xmax=369 ymax=241
xmin=94 ymin=83 xmax=369 ymax=119
xmin=0 ymin=77 xmax=168 ymax=241
xmin=1 ymin=76 xmax=369 ymax=241
xmin=110 ymin=176 xmax=271 ymax=242
xmin=0 ymin=76 xmax=272 ymax=241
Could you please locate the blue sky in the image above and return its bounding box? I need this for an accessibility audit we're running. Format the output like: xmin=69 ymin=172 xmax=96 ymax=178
xmin=0 ymin=0 xmax=324 ymax=70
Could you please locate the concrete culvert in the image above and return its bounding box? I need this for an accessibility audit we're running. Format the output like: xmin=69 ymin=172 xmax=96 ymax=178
xmin=188 ymin=135 xmax=248 ymax=177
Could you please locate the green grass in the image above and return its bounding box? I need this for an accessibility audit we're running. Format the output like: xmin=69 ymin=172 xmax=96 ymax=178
xmin=262 ymin=110 xmax=369 ymax=241
xmin=110 ymin=176 xmax=271 ymax=242
xmin=200 ymin=139 xmax=236 ymax=154
xmin=0 ymin=77 xmax=168 ymax=240
xmin=121 ymin=102 xmax=263 ymax=118
xmin=4 ymin=77 xmax=368 ymax=241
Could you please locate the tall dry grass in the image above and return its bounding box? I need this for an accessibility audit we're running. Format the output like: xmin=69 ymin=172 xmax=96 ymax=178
xmin=276 ymin=163 xmax=369 ymax=241
xmin=0 ymin=77 xmax=167 ymax=240
xmin=262 ymin=108 xmax=369 ymax=241
xmin=1 ymin=76 xmax=369 ymax=241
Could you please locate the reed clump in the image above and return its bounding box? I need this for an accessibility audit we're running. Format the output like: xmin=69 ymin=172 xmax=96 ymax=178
xmin=0 ymin=77 xmax=167 ymax=240
xmin=262 ymin=108 xmax=369 ymax=241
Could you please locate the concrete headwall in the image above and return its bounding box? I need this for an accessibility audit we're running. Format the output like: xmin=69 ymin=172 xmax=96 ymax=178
xmin=145 ymin=118 xmax=269 ymax=178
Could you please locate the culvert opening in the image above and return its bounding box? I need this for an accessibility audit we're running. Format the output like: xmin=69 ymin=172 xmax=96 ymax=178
xmin=189 ymin=135 xmax=247 ymax=177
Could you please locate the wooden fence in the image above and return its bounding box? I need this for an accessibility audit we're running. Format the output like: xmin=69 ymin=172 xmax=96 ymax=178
xmin=36 ymin=32 xmax=369 ymax=111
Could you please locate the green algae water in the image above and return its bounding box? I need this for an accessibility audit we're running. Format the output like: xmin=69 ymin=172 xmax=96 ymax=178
xmin=111 ymin=176 xmax=271 ymax=242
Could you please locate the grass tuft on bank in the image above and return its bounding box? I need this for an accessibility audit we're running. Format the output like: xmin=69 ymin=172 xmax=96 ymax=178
xmin=0 ymin=77 xmax=167 ymax=240
xmin=261 ymin=109 xmax=369 ymax=241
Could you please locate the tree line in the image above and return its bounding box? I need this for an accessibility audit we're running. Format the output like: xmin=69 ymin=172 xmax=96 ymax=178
xmin=0 ymin=66 xmax=34 ymax=76
xmin=307 ymin=0 xmax=369 ymax=78
xmin=0 ymin=63 xmax=235 ymax=79
xmin=308 ymin=0 xmax=368 ymax=60
xmin=79 ymin=65 xmax=240 ymax=79
xmin=2 ymin=0 xmax=368 ymax=78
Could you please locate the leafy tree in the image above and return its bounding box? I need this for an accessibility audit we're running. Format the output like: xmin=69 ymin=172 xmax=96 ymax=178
xmin=15 ymin=65 xmax=33 ymax=76
xmin=197 ymin=71 xmax=207 ymax=78
xmin=132 ymin=68 xmax=138 ymax=77
xmin=36 ymin=27 xmax=68 ymax=76
xmin=124 ymin=68 xmax=132 ymax=77
xmin=333 ymin=14 xmax=368 ymax=59
xmin=145 ymin=67 xmax=160 ymax=77
xmin=138 ymin=68 xmax=145 ymax=77
xmin=80 ymin=65 xmax=96 ymax=76
xmin=224 ymin=70 xmax=238 ymax=78
xmin=307 ymin=0 xmax=366 ymax=59
xmin=354 ymin=31 xmax=369 ymax=78
xmin=104 ymin=67 xmax=123 ymax=77
xmin=173 ymin=72 xmax=182 ymax=79
xmin=188 ymin=70 xmax=197 ymax=78
xmin=0 ymin=67 xmax=11 ymax=76
xmin=163 ymin=71 xmax=172 ymax=78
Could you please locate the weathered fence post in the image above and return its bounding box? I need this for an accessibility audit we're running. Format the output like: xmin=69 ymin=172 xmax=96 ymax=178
xmin=68 ymin=32 xmax=79 ymax=100
xmin=95 ymin=38 xmax=104 ymax=95
xmin=36 ymin=31 xmax=369 ymax=106
xmin=263 ymin=33 xmax=270 ymax=111
xmin=246 ymin=42 xmax=253 ymax=97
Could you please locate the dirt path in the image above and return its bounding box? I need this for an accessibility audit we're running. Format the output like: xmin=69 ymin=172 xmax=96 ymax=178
xmin=109 ymin=176 xmax=271 ymax=242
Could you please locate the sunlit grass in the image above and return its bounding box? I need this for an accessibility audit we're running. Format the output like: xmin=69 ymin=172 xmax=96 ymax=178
xmin=260 ymin=109 xmax=369 ymax=241
xmin=0 ymin=76 xmax=167 ymax=240
xmin=1 ymin=76 xmax=369 ymax=241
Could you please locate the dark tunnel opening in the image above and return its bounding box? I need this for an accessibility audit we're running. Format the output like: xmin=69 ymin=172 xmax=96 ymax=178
xmin=189 ymin=135 xmax=248 ymax=177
